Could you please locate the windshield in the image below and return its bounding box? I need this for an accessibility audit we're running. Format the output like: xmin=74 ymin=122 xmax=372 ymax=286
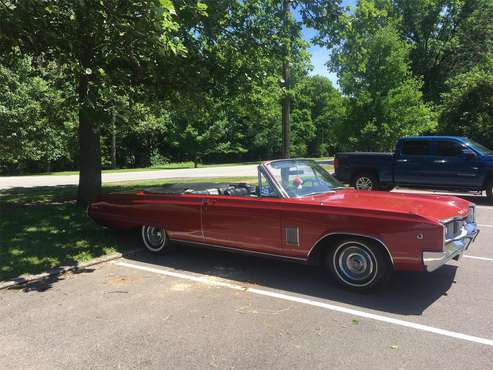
xmin=265 ymin=159 xmax=344 ymax=198
xmin=464 ymin=138 xmax=493 ymax=155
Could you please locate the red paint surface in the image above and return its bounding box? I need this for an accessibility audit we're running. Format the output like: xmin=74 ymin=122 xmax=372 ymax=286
xmin=89 ymin=184 xmax=472 ymax=272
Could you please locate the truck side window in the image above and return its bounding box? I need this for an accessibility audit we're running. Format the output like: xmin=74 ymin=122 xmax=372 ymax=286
xmin=436 ymin=141 xmax=464 ymax=156
xmin=401 ymin=141 xmax=432 ymax=156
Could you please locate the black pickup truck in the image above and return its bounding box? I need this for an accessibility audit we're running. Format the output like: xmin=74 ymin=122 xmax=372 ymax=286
xmin=334 ymin=136 xmax=493 ymax=201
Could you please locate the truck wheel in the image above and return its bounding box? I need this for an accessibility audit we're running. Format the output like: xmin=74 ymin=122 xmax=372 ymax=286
xmin=325 ymin=238 xmax=392 ymax=291
xmin=352 ymin=173 xmax=378 ymax=190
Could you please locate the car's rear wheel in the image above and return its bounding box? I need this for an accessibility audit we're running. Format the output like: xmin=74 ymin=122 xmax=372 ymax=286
xmin=325 ymin=238 xmax=391 ymax=291
xmin=141 ymin=225 xmax=168 ymax=253
xmin=352 ymin=173 xmax=377 ymax=191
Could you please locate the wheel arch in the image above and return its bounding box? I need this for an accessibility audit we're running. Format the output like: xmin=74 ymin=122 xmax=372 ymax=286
xmin=307 ymin=233 xmax=394 ymax=268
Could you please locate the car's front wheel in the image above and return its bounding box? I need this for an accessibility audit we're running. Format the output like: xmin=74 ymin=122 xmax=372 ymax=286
xmin=326 ymin=238 xmax=391 ymax=291
xmin=141 ymin=225 xmax=168 ymax=254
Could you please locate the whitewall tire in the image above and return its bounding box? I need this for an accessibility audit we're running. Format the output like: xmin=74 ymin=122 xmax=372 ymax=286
xmin=141 ymin=225 xmax=168 ymax=254
xmin=326 ymin=238 xmax=391 ymax=291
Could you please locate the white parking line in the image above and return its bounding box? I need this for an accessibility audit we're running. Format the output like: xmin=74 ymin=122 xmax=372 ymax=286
xmin=115 ymin=260 xmax=493 ymax=347
xmin=478 ymin=224 xmax=493 ymax=228
xmin=464 ymin=255 xmax=493 ymax=262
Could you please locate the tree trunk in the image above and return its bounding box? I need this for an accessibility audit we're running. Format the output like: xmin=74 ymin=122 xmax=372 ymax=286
xmin=281 ymin=0 xmax=291 ymax=159
xmin=111 ymin=108 xmax=117 ymax=169
xmin=77 ymin=74 xmax=101 ymax=207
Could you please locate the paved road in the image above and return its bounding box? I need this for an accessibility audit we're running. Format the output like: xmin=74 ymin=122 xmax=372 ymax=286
xmin=0 ymin=161 xmax=335 ymax=190
xmin=1 ymin=202 xmax=493 ymax=369
xmin=0 ymin=165 xmax=259 ymax=190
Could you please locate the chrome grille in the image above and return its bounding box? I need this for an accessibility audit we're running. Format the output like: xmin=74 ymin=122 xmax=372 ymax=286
xmin=442 ymin=205 xmax=475 ymax=243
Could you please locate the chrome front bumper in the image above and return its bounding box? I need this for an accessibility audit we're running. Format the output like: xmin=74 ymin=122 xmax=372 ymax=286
xmin=423 ymin=222 xmax=479 ymax=272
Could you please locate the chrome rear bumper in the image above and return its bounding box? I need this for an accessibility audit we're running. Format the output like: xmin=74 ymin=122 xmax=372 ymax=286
xmin=423 ymin=223 xmax=479 ymax=272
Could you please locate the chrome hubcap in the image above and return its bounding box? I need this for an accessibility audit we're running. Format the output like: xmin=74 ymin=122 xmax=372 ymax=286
xmin=334 ymin=243 xmax=377 ymax=287
xmin=142 ymin=226 xmax=166 ymax=251
xmin=355 ymin=177 xmax=373 ymax=190
xmin=346 ymin=253 xmax=368 ymax=274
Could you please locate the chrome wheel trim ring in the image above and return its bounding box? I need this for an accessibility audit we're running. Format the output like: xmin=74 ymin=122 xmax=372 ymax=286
xmin=333 ymin=241 xmax=378 ymax=287
xmin=141 ymin=225 xmax=167 ymax=252
xmin=355 ymin=176 xmax=373 ymax=190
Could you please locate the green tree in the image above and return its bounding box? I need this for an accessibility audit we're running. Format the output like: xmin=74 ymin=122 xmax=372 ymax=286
xmin=291 ymin=76 xmax=346 ymax=156
xmin=166 ymin=0 xmax=313 ymax=160
xmin=0 ymin=57 xmax=75 ymax=173
xmin=332 ymin=23 xmax=436 ymax=151
xmin=439 ymin=59 xmax=493 ymax=148
xmin=1 ymin=0 xmax=188 ymax=205
xmin=394 ymin=0 xmax=493 ymax=102
xmin=280 ymin=0 xmax=345 ymax=158
xmin=170 ymin=95 xmax=247 ymax=167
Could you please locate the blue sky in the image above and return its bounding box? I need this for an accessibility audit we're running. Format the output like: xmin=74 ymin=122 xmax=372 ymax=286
xmin=301 ymin=0 xmax=356 ymax=87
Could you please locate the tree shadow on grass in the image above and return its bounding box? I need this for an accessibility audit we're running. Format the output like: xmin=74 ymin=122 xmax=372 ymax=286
xmin=0 ymin=180 xmax=226 ymax=287
xmin=0 ymin=185 xmax=141 ymax=286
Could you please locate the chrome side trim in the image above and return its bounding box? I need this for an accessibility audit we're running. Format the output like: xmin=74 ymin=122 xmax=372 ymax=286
xmin=307 ymin=232 xmax=395 ymax=266
xmin=169 ymin=238 xmax=307 ymax=262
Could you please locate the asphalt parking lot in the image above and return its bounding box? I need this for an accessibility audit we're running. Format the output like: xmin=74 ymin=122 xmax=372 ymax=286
xmin=1 ymin=191 xmax=493 ymax=369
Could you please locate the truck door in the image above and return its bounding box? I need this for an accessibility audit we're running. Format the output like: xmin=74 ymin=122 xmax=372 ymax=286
xmin=431 ymin=140 xmax=482 ymax=188
xmin=394 ymin=140 xmax=435 ymax=185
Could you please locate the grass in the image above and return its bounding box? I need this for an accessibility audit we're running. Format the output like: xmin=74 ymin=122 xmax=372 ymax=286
xmin=0 ymin=176 xmax=256 ymax=282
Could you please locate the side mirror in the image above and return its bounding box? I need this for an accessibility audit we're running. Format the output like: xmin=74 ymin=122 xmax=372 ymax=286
xmin=463 ymin=149 xmax=476 ymax=159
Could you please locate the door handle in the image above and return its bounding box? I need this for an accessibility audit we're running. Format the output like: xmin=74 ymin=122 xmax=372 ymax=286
xmin=433 ymin=160 xmax=447 ymax=164
xmin=396 ymin=159 xmax=408 ymax=163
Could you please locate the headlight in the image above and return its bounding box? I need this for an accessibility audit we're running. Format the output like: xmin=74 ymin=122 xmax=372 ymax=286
xmin=444 ymin=221 xmax=455 ymax=241
xmin=443 ymin=219 xmax=465 ymax=241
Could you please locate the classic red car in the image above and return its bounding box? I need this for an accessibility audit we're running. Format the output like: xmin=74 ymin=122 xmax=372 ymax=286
xmin=89 ymin=159 xmax=479 ymax=290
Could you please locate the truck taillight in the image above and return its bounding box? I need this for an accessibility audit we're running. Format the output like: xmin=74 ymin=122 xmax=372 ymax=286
xmin=334 ymin=158 xmax=339 ymax=171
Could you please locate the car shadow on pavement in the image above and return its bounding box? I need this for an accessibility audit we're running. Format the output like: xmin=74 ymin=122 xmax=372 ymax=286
xmin=125 ymin=242 xmax=458 ymax=316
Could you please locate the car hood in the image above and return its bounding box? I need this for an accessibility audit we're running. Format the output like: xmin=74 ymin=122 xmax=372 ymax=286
xmin=308 ymin=189 xmax=471 ymax=222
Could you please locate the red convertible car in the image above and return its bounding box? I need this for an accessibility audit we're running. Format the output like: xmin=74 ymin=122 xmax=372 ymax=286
xmin=89 ymin=159 xmax=479 ymax=290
